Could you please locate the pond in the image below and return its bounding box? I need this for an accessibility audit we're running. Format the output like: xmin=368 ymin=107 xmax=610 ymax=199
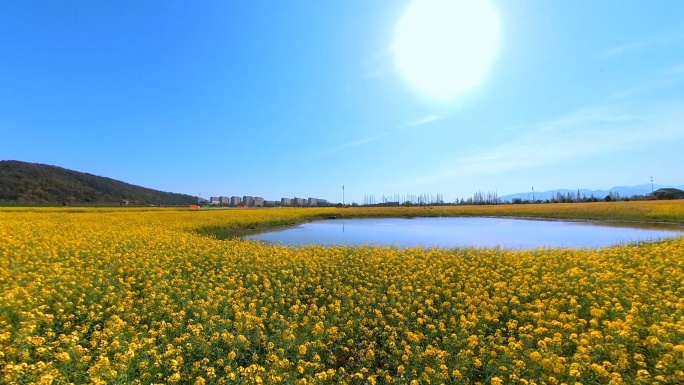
xmin=244 ymin=217 xmax=684 ymax=249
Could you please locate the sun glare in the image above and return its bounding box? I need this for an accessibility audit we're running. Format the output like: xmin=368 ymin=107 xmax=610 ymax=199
xmin=394 ymin=0 xmax=500 ymax=99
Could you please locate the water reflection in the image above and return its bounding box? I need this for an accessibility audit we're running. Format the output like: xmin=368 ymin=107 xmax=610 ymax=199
xmin=245 ymin=217 xmax=684 ymax=249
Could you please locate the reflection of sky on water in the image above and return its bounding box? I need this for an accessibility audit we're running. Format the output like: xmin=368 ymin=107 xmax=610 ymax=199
xmin=245 ymin=217 xmax=684 ymax=249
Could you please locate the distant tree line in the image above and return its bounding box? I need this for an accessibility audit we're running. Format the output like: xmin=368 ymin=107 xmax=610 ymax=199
xmin=362 ymin=193 xmax=445 ymax=206
xmin=358 ymin=188 xmax=682 ymax=207
xmin=460 ymin=190 xmax=500 ymax=205
xmin=504 ymin=190 xmax=679 ymax=204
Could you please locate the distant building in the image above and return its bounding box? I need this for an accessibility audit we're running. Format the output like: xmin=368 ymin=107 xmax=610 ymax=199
xmin=210 ymin=195 xmax=332 ymax=207
xmin=243 ymin=195 xmax=254 ymax=207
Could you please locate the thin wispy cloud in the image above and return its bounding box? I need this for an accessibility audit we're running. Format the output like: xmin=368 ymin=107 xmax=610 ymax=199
xmin=362 ymin=46 xmax=394 ymax=79
xmin=400 ymin=114 xmax=443 ymax=129
xmin=664 ymin=61 xmax=684 ymax=75
xmin=318 ymin=113 xmax=444 ymax=157
xmin=319 ymin=135 xmax=384 ymax=156
xmin=602 ymin=32 xmax=683 ymax=58
xmin=399 ymin=101 xmax=684 ymax=186
xmin=501 ymin=123 xmax=536 ymax=131
xmin=603 ymin=39 xmax=655 ymax=58
xmin=609 ymin=61 xmax=684 ymax=100
xmin=365 ymin=69 xmax=389 ymax=79
xmin=318 ymin=113 xmax=443 ymax=157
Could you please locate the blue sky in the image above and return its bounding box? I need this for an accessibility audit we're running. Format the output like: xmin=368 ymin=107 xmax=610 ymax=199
xmin=1 ymin=1 xmax=683 ymax=203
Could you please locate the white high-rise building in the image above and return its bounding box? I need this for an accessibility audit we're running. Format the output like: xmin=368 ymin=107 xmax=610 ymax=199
xmin=243 ymin=196 xmax=254 ymax=207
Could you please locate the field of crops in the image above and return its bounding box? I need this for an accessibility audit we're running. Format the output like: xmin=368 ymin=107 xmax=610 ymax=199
xmin=1 ymin=202 xmax=684 ymax=384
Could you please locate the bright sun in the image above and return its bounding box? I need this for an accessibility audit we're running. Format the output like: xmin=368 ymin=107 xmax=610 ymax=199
xmin=394 ymin=0 xmax=500 ymax=99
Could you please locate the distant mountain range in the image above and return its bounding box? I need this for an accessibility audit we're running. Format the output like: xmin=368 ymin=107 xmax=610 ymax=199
xmin=500 ymin=184 xmax=684 ymax=202
xmin=0 ymin=160 xmax=199 ymax=206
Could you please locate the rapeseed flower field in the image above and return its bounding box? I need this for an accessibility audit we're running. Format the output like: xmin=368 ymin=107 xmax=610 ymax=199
xmin=1 ymin=202 xmax=683 ymax=384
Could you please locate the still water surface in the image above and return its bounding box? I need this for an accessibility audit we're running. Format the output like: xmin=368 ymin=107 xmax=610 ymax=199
xmin=245 ymin=217 xmax=684 ymax=249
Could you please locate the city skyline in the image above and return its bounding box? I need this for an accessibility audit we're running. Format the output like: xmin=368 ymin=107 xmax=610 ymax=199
xmin=206 ymin=195 xmax=330 ymax=207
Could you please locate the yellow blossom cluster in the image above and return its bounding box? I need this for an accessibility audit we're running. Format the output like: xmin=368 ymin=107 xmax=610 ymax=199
xmin=1 ymin=203 xmax=683 ymax=384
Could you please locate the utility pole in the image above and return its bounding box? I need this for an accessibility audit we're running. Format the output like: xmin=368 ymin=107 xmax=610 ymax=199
xmin=342 ymin=185 xmax=345 ymax=206
xmin=650 ymin=176 xmax=654 ymax=193
xmin=532 ymin=186 xmax=535 ymax=202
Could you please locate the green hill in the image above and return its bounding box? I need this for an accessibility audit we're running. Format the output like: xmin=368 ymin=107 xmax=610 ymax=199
xmin=0 ymin=160 xmax=199 ymax=206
